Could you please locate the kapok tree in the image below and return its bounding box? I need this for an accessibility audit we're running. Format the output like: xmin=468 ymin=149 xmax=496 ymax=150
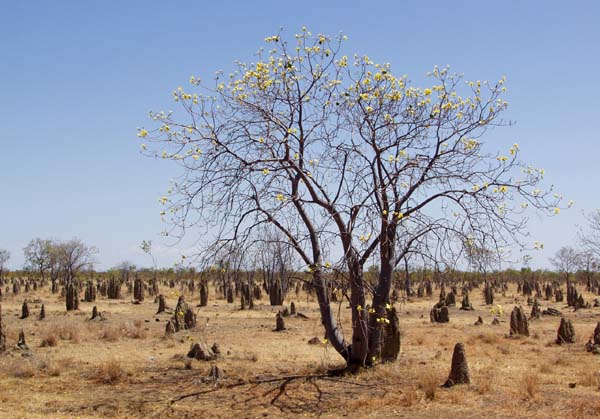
xmin=138 ymin=28 xmax=565 ymax=367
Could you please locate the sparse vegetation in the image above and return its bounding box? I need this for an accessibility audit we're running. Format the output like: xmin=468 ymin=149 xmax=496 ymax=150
xmin=0 ymin=17 xmax=597 ymax=419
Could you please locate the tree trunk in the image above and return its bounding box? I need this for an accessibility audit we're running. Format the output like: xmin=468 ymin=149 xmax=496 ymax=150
xmin=312 ymin=269 xmax=348 ymax=360
xmin=348 ymin=257 xmax=368 ymax=366
xmin=368 ymin=232 xmax=395 ymax=363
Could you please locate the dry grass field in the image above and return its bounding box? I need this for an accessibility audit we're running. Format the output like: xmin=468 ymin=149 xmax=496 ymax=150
xmin=1 ymin=282 xmax=599 ymax=419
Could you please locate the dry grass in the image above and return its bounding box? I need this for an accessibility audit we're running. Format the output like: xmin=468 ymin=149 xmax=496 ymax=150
xmin=40 ymin=333 xmax=58 ymax=347
xmin=573 ymin=398 xmax=600 ymax=419
xmin=520 ymin=371 xmax=540 ymax=399
xmin=4 ymin=356 xmax=60 ymax=378
xmin=577 ymin=366 xmax=600 ymax=388
xmin=417 ymin=369 xmax=440 ymax=401
xmin=5 ymin=359 xmax=37 ymax=378
xmin=400 ymin=388 xmax=420 ymax=407
xmin=48 ymin=324 xmax=81 ymax=343
xmin=1 ymin=280 xmax=599 ymax=418
xmin=100 ymin=325 xmax=122 ymax=342
xmin=468 ymin=332 xmax=501 ymax=345
xmin=93 ymin=359 xmax=125 ymax=384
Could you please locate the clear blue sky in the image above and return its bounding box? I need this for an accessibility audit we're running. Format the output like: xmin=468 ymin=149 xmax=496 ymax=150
xmin=1 ymin=0 xmax=599 ymax=270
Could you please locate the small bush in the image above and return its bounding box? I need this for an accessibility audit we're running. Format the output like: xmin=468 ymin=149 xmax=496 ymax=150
xmin=40 ymin=334 xmax=58 ymax=347
xmin=418 ymin=371 xmax=439 ymax=401
xmin=125 ymin=324 xmax=147 ymax=340
xmin=48 ymin=325 xmax=80 ymax=343
xmin=94 ymin=360 xmax=124 ymax=384
xmin=6 ymin=359 xmax=37 ymax=378
xmin=100 ymin=326 xmax=122 ymax=342
xmin=578 ymin=368 xmax=600 ymax=388
xmin=521 ymin=371 xmax=539 ymax=399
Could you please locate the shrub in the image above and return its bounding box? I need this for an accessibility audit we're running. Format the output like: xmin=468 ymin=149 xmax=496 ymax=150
xmin=94 ymin=360 xmax=124 ymax=384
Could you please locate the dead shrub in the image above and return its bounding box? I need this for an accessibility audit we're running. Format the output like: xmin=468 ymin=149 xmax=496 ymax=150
xmin=100 ymin=325 xmax=122 ymax=342
xmin=418 ymin=370 xmax=439 ymax=401
xmin=553 ymin=355 xmax=570 ymax=367
xmin=474 ymin=366 xmax=495 ymax=395
xmin=578 ymin=367 xmax=600 ymax=388
xmin=94 ymin=359 xmax=124 ymax=384
xmin=496 ymin=344 xmax=511 ymax=355
xmin=539 ymin=363 xmax=553 ymax=374
xmin=400 ymin=388 xmax=420 ymax=407
xmin=40 ymin=333 xmax=58 ymax=347
xmin=520 ymin=371 xmax=539 ymax=399
xmin=5 ymin=359 xmax=37 ymax=378
xmin=48 ymin=325 xmax=80 ymax=343
xmin=573 ymin=398 xmax=600 ymax=419
xmin=125 ymin=324 xmax=147 ymax=340
xmin=36 ymin=357 xmax=60 ymax=377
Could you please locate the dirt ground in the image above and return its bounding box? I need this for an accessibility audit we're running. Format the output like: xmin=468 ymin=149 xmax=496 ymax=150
xmin=1 ymin=282 xmax=599 ymax=419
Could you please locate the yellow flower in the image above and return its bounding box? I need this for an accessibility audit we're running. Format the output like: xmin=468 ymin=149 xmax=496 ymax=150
xmin=359 ymin=234 xmax=371 ymax=242
xmin=258 ymin=137 xmax=265 ymax=143
xmin=357 ymin=304 xmax=363 ymax=311
xmin=500 ymin=185 xmax=508 ymax=193
xmin=325 ymin=262 xmax=331 ymax=268
xmin=554 ymin=207 xmax=560 ymax=215
xmin=382 ymin=210 xmax=388 ymax=216
xmin=396 ymin=212 xmax=404 ymax=219
xmin=276 ymin=194 xmax=284 ymax=201
xmin=262 ymin=168 xmax=270 ymax=175
xmin=138 ymin=129 xmax=148 ymax=138
xmin=385 ymin=303 xmax=392 ymax=310
xmin=423 ymin=88 xmax=432 ymax=96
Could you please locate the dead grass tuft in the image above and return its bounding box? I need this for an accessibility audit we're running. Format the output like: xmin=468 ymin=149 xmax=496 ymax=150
xmin=539 ymin=363 xmax=553 ymax=374
xmin=573 ymin=398 xmax=600 ymax=419
xmin=577 ymin=367 xmax=600 ymax=388
xmin=5 ymin=359 xmax=37 ymax=378
xmin=100 ymin=325 xmax=122 ymax=342
xmin=520 ymin=371 xmax=540 ymax=400
xmin=40 ymin=333 xmax=58 ymax=347
xmin=418 ymin=370 xmax=440 ymax=401
xmin=48 ymin=324 xmax=80 ymax=343
xmin=94 ymin=359 xmax=125 ymax=384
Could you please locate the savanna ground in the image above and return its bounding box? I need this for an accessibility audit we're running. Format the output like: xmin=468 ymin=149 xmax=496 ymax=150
xmin=1 ymin=282 xmax=599 ymax=419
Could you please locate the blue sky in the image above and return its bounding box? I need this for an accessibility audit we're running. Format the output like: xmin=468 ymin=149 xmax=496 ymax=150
xmin=1 ymin=0 xmax=599 ymax=270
